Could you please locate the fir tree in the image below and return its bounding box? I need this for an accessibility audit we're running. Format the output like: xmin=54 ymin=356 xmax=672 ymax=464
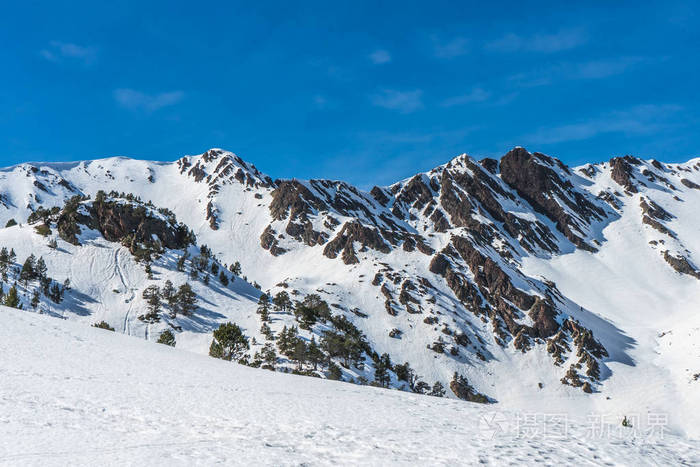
xmin=230 ymin=261 xmax=241 ymax=276
xmin=209 ymin=322 xmax=249 ymax=361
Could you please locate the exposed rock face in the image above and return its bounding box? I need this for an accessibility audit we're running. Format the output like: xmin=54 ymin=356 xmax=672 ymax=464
xmin=681 ymin=178 xmax=700 ymax=190
xmin=88 ymin=200 xmax=190 ymax=250
xmin=323 ymin=221 xmax=390 ymax=264
xmin=500 ymin=148 xmax=605 ymax=252
xmin=57 ymin=196 xmax=192 ymax=251
xmin=610 ymin=156 xmax=639 ymax=193
xmin=260 ymin=225 xmax=287 ymax=256
xmin=664 ymin=251 xmax=700 ymax=279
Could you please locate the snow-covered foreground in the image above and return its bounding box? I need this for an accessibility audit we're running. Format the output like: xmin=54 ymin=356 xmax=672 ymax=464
xmin=0 ymin=308 xmax=698 ymax=466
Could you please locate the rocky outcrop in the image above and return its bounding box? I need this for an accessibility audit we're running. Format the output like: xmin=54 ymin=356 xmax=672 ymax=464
xmin=681 ymin=178 xmax=700 ymax=190
xmin=664 ymin=251 xmax=700 ymax=279
xmin=323 ymin=221 xmax=390 ymax=264
xmin=260 ymin=225 xmax=287 ymax=256
xmin=500 ymin=148 xmax=605 ymax=252
xmin=610 ymin=156 xmax=639 ymax=193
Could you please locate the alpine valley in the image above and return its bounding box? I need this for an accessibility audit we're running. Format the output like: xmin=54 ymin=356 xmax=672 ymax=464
xmin=0 ymin=147 xmax=698 ymax=439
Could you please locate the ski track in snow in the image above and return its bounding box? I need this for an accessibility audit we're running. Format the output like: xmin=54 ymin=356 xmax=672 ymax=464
xmin=114 ymin=247 xmax=134 ymax=336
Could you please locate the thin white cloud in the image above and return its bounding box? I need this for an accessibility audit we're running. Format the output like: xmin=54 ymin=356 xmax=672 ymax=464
xmin=508 ymin=56 xmax=649 ymax=87
xmin=369 ymin=49 xmax=391 ymax=64
xmin=486 ymin=29 xmax=587 ymax=53
xmin=371 ymin=89 xmax=423 ymax=114
xmin=432 ymin=36 xmax=469 ymax=59
xmin=525 ymin=104 xmax=682 ymax=144
xmin=441 ymin=88 xmax=491 ymax=107
xmin=40 ymin=41 xmax=97 ymax=65
xmin=113 ymin=89 xmax=185 ymax=112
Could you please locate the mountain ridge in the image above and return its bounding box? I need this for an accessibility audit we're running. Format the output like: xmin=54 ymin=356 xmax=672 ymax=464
xmin=0 ymin=146 xmax=698 ymax=436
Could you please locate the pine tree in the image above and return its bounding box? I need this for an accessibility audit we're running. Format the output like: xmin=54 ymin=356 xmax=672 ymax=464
xmin=142 ymin=285 xmax=161 ymax=321
xmin=48 ymin=282 xmax=62 ymax=303
xmin=20 ymin=255 xmax=36 ymax=284
xmin=93 ymin=321 xmax=115 ymax=331
xmin=176 ymin=282 xmax=197 ymax=316
xmin=272 ymin=291 xmax=292 ymax=311
xmin=230 ymin=261 xmax=241 ymax=276
xmin=327 ymin=361 xmax=343 ymax=380
xmin=257 ymin=293 xmax=270 ymax=314
xmin=176 ymin=254 xmax=187 ymax=272
xmin=144 ymin=262 xmax=153 ymax=280
xmin=162 ymin=280 xmax=175 ymax=304
xmin=374 ymin=353 xmax=392 ymax=388
xmin=209 ymin=322 xmax=249 ymax=361
xmin=3 ymin=284 xmax=21 ymax=309
xmin=40 ymin=276 xmax=51 ymax=296
xmin=260 ymin=322 xmax=274 ymax=340
xmin=261 ymin=343 xmax=277 ymax=370
xmin=218 ymin=270 xmax=229 ymax=286
xmin=31 ymin=289 xmax=40 ymax=310
xmin=157 ymin=329 xmax=176 ymax=347
xmin=35 ymin=257 xmax=47 ymax=281
xmin=307 ymin=337 xmax=324 ymax=370
xmin=429 ymin=381 xmax=446 ymax=397
xmin=47 ymin=238 xmax=58 ymax=249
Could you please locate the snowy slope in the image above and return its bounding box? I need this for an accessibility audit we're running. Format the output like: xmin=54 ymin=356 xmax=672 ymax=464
xmin=0 ymin=147 xmax=699 ymax=439
xmin=1 ymin=307 xmax=698 ymax=466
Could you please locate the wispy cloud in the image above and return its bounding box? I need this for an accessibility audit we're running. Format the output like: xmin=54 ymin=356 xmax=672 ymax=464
xmin=371 ymin=89 xmax=423 ymax=114
xmin=441 ymin=87 xmax=491 ymax=107
xmin=40 ymin=41 xmax=97 ymax=65
xmin=113 ymin=89 xmax=185 ymax=113
xmin=432 ymin=36 xmax=469 ymax=59
xmin=369 ymin=49 xmax=391 ymax=64
xmin=508 ymin=56 xmax=650 ymax=87
xmin=525 ymin=104 xmax=682 ymax=144
xmin=486 ymin=28 xmax=587 ymax=53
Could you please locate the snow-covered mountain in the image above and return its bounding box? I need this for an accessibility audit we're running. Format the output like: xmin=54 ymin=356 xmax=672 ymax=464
xmin=0 ymin=147 xmax=698 ymax=437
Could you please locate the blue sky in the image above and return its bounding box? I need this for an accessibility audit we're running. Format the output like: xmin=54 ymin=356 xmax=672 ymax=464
xmin=1 ymin=1 xmax=698 ymax=187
